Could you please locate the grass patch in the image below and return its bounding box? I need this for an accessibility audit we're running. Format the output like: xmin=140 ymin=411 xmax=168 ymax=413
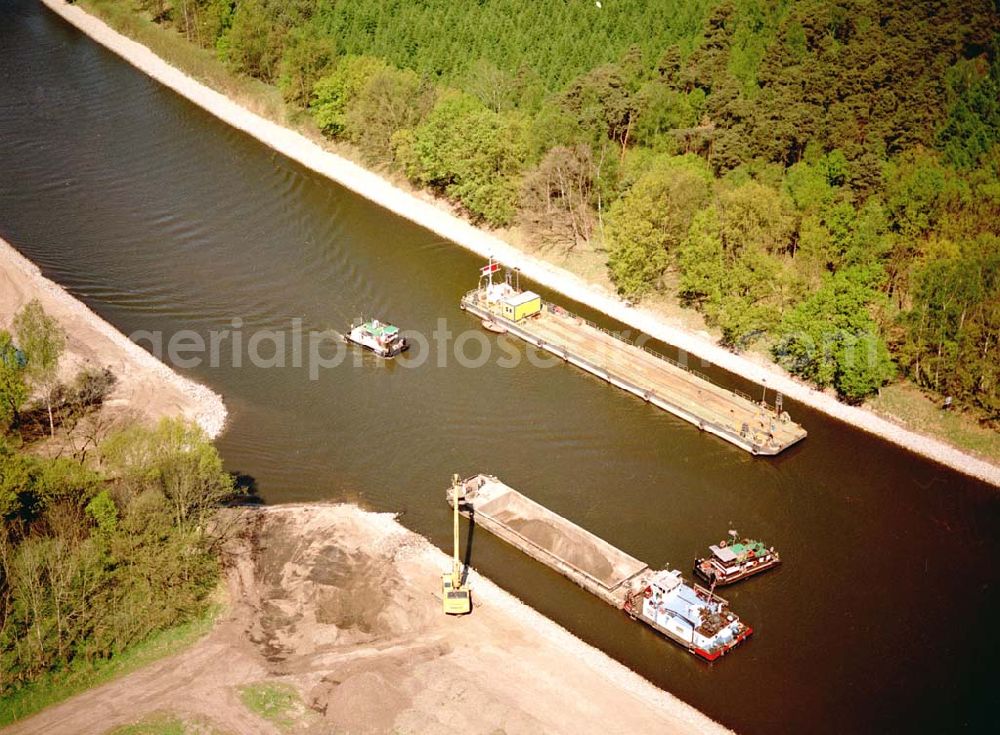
xmin=867 ymin=382 xmax=1000 ymax=464
xmin=108 ymin=710 xmax=226 ymax=735
xmin=107 ymin=713 xmax=188 ymax=735
xmin=237 ymin=681 xmax=308 ymax=731
xmin=0 ymin=604 xmax=220 ymax=728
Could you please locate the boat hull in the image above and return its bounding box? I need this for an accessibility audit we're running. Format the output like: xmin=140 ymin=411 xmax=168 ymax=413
xmin=694 ymin=557 xmax=781 ymax=586
xmin=345 ymin=332 xmax=409 ymax=358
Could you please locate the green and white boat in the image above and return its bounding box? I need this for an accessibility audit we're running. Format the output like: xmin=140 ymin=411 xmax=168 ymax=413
xmin=694 ymin=530 xmax=781 ymax=586
xmin=345 ymin=318 xmax=409 ymax=358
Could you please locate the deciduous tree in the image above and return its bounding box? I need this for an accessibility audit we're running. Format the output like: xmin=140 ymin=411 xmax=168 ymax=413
xmin=13 ymin=301 xmax=65 ymax=438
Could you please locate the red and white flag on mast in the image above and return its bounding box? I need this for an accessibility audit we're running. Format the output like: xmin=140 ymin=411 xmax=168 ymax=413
xmin=480 ymin=259 xmax=501 ymax=276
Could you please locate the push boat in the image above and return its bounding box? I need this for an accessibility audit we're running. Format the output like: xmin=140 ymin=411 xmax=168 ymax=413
xmin=622 ymin=570 xmax=753 ymax=661
xmin=345 ymin=318 xmax=409 ymax=358
xmin=694 ymin=530 xmax=781 ymax=586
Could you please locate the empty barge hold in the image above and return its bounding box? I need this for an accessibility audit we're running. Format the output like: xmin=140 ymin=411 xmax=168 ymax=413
xmin=460 ymin=260 xmax=806 ymax=456
xmin=449 ymin=474 xmax=752 ymax=661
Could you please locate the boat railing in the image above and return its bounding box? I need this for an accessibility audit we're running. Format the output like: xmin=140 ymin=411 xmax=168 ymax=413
xmin=540 ymin=299 xmax=730 ymax=392
xmin=693 ymin=583 xmax=730 ymax=607
xmin=463 ymin=288 xmax=777 ymax=433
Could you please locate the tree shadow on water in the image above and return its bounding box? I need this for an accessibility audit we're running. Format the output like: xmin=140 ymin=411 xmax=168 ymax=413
xmin=227 ymin=471 xmax=263 ymax=506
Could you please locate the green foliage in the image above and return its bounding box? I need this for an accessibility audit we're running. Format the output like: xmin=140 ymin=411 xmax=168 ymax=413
xmin=108 ymin=713 xmax=191 ymax=735
xmin=238 ymin=681 xmax=308 ymax=730
xmin=606 ymin=155 xmax=712 ymax=297
xmin=0 ymin=419 xmax=229 ymax=700
xmin=115 ymin=0 xmax=1000 ymax=409
xmin=100 ymin=418 xmax=234 ymax=528
xmin=678 ymin=202 xmax=794 ymax=346
xmin=13 ymin=299 xmax=66 ymax=437
xmin=311 ymin=55 xmax=387 ymax=136
xmin=0 ymin=447 xmax=101 ymax=522
xmin=558 ymin=62 xmax=641 ymax=152
xmin=883 ymin=151 xmax=955 ymax=240
xmin=346 ymin=66 xmax=433 ymax=162
xmin=937 ymin=38 xmax=1000 ymax=169
xmin=277 ymin=19 xmax=337 ymax=106
xmin=773 ymin=269 xmax=896 ymax=401
xmin=0 ymin=604 xmax=218 ymax=727
xmin=900 ymin=237 xmax=1000 ymax=421
xmin=632 ymin=84 xmax=703 ymax=149
xmin=13 ymin=300 xmax=64 ymax=389
xmin=85 ymin=489 xmax=118 ymax=540
xmin=717 ymin=179 xmax=792 ymax=254
xmin=0 ymin=331 xmax=28 ymax=432
xmin=218 ymin=0 xmax=285 ymax=82
xmin=305 ymin=0 xmax=711 ymax=91
xmin=396 ymin=93 xmax=528 ymax=225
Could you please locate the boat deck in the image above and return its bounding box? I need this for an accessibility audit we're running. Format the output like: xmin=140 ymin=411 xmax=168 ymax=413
xmin=461 ymin=289 xmax=806 ymax=455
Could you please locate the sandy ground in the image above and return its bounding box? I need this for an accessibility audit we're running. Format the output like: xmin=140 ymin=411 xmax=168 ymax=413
xmin=38 ymin=0 xmax=998 ymax=487
xmin=0 ymin=235 xmax=226 ymax=438
xmin=3 ymin=503 xmax=731 ymax=735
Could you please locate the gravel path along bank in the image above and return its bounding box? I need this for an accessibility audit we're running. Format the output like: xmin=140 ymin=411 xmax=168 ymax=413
xmin=39 ymin=0 xmax=998 ymax=486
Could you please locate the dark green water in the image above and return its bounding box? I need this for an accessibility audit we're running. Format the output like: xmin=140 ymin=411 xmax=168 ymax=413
xmin=1 ymin=2 xmax=998 ymax=732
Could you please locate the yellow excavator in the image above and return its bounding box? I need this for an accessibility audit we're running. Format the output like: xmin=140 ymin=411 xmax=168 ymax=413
xmin=442 ymin=475 xmax=472 ymax=614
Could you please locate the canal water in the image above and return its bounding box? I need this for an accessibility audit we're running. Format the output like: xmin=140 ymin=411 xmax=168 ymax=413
xmin=2 ymin=2 xmax=998 ymax=732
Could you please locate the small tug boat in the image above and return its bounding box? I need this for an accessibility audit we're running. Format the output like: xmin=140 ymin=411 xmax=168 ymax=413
xmin=694 ymin=530 xmax=781 ymax=586
xmin=345 ymin=318 xmax=409 ymax=358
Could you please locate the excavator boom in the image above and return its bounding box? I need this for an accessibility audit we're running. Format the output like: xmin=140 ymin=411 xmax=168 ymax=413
xmin=443 ymin=475 xmax=472 ymax=614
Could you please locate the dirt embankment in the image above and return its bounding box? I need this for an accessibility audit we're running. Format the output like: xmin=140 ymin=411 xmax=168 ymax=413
xmin=3 ymin=503 xmax=731 ymax=735
xmin=0 ymin=235 xmax=226 ymax=438
xmin=38 ymin=0 xmax=1000 ymax=487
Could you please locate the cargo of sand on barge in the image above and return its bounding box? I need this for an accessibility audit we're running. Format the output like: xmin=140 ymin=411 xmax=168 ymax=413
xmin=448 ymin=474 xmax=752 ymax=661
xmin=459 ymin=259 xmax=806 ymax=456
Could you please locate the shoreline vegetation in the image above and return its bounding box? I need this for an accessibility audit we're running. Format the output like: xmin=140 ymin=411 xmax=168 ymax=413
xmin=42 ymin=0 xmax=1000 ymax=486
xmin=4 ymin=504 xmax=733 ymax=735
xmin=0 ymin=603 xmax=221 ymax=728
xmin=2 ymin=233 xmax=232 ymax=723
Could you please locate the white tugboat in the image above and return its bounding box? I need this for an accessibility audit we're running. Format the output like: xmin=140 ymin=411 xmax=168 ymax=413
xmin=345 ymin=318 xmax=409 ymax=358
xmin=623 ymin=569 xmax=751 ymax=661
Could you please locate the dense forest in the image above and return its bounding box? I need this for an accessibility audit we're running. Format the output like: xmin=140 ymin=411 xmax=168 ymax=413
xmin=0 ymin=303 xmax=231 ymax=706
xmin=133 ymin=0 xmax=996 ymax=415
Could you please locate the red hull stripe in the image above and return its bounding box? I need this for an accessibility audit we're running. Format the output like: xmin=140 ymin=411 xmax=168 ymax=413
xmin=694 ymin=626 xmax=754 ymax=662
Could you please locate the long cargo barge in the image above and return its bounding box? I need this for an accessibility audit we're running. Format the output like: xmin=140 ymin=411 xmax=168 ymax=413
xmin=460 ymin=261 xmax=806 ymax=456
xmin=449 ymin=474 xmax=752 ymax=661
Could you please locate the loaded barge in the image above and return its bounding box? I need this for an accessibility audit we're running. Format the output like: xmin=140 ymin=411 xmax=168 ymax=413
xmin=460 ymin=260 xmax=806 ymax=456
xmin=449 ymin=474 xmax=752 ymax=661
